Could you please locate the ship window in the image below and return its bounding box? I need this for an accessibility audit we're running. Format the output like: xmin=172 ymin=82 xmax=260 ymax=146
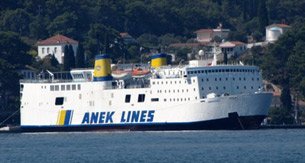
xmin=66 ymin=85 xmax=71 ymax=90
xmin=55 ymin=97 xmax=64 ymax=105
xmin=61 ymin=85 xmax=65 ymax=91
xmin=72 ymin=85 xmax=76 ymax=90
xmin=55 ymin=85 xmax=59 ymax=91
xmin=138 ymin=94 xmax=145 ymax=102
xmin=125 ymin=94 xmax=131 ymax=103
xmin=50 ymin=85 xmax=54 ymax=91
xmin=151 ymin=98 xmax=159 ymax=102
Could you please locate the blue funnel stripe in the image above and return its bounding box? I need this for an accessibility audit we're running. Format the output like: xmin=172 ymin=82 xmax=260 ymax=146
xmin=95 ymin=54 xmax=110 ymax=60
xmin=150 ymin=53 xmax=167 ymax=59
xmin=93 ymin=76 xmax=113 ymax=81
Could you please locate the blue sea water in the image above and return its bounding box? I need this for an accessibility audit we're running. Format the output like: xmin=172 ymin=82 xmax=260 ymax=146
xmin=0 ymin=129 xmax=305 ymax=163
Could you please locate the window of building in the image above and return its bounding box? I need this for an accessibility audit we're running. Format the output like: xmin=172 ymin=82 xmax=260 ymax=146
xmin=125 ymin=94 xmax=131 ymax=103
xmin=66 ymin=85 xmax=71 ymax=90
xmin=55 ymin=97 xmax=64 ymax=105
xmin=54 ymin=47 xmax=57 ymax=53
xmin=47 ymin=48 xmax=49 ymax=54
xmin=61 ymin=85 xmax=65 ymax=91
xmin=42 ymin=48 xmax=45 ymax=54
xmin=78 ymin=84 xmax=81 ymax=90
xmin=55 ymin=85 xmax=59 ymax=91
xmin=138 ymin=94 xmax=145 ymax=102
xmin=50 ymin=85 xmax=54 ymax=91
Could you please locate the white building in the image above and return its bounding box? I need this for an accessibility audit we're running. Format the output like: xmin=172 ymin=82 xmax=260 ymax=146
xmin=219 ymin=41 xmax=247 ymax=58
xmin=37 ymin=34 xmax=79 ymax=64
xmin=194 ymin=25 xmax=230 ymax=43
xmin=266 ymin=24 xmax=290 ymax=42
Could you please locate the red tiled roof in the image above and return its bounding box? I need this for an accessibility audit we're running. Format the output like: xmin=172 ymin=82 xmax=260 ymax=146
xmin=120 ymin=32 xmax=129 ymax=37
xmin=37 ymin=34 xmax=78 ymax=45
xmin=267 ymin=23 xmax=290 ymax=28
xmin=194 ymin=29 xmax=213 ymax=33
xmin=220 ymin=41 xmax=245 ymax=48
xmin=169 ymin=42 xmax=210 ymax=48
xmin=230 ymin=41 xmax=245 ymax=45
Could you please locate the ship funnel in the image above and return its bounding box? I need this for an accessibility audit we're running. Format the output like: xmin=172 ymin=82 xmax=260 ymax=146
xmin=151 ymin=53 xmax=167 ymax=68
xmin=93 ymin=54 xmax=113 ymax=81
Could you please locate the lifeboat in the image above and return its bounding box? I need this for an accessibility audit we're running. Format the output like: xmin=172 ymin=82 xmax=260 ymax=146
xmin=112 ymin=69 xmax=132 ymax=79
xmin=132 ymin=67 xmax=150 ymax=78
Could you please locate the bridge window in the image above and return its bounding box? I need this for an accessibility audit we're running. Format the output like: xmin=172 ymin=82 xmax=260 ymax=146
xmin=151 ymin=98 xmax=159 ymax=102
xmin=55 ymin=97 xmax=64 ymax=105
xmin=138 ymin=94 xmax=145 ymax=102
xmin=125 ymin=94 xmax=131 ymax=103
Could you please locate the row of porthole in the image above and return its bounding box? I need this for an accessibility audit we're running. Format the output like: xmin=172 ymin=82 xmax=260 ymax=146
xmin=201 ymin=77 xmax=259 ymax=82
xmin=164 ymin=97 xmax=197 ymax=102
xmin=201 ymin=86 xmax=260 ymax=90
xmin=188 ymin=69 xmax=258 ymax=74
xmin=157 ymin=88 xmax=196 ymax=93
xmin=152 ymin=80 xmax=187 ymax=85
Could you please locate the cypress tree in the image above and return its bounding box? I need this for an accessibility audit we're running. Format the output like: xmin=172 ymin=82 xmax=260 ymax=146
xmin=68 ymin=45 xmax=75 ymax=68
xmin=76 ymin=44 xmax=85 ymax=68
xmin=257 ymin=0 xmax=269 ymax=34
xmin=63 ymin=45 xmax=70 ymax=71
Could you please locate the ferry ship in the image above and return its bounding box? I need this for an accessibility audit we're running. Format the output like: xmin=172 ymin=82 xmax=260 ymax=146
xmin=20 ymin=53 xmax=272 ymax=131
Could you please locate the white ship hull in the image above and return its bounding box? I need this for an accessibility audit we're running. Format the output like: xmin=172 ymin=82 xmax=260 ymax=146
xmin=20 ymin=92 xmax=272 ymax=131
xmin=20 ymin=54 xmax=273 ymax=132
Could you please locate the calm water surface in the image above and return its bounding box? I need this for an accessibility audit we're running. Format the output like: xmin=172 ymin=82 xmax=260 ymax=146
xmin=0 ymin=129 xmax=305 ymax=162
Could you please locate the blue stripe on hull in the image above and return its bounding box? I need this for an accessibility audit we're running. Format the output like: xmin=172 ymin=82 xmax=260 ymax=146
xmin=20 ymin=115 xmax=266 ymax=132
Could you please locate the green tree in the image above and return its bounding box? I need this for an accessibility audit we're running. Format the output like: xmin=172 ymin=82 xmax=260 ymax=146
xmin=63 ymin=45 xmax=70 ymax=71
xmin=1 ymin=9 xmax=32 ymax=36
xmin=257 ymin=0 xmax=269 ymax=34
xmin=68 ymin=45 xmax=75 ymax=69
xmin=0 ymin=31 xmax=31 ymax=112
xmin=76 ymin=44 xmax=85 ymax=68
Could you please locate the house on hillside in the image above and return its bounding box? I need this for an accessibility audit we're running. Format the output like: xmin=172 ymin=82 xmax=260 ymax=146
xmin=37 ymin=34 xmax=79 ymax=64
xmin=195 ymin=24 xmax=230 ymax=43
xmin=219 ymin=41 xmax=247 ymax=58
xmin=266 ymin=24 xmax=291 ymax=42
xmin=120 ymin=32 xmax=137 ymax=45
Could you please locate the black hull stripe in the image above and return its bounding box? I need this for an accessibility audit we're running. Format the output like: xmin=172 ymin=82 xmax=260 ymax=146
xmin=20 ymin=115 xmax=266 ymax=132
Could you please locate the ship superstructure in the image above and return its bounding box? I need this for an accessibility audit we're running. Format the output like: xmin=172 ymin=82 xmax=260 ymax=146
xmin=20 ymin=53 xmax=272 ymax=131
